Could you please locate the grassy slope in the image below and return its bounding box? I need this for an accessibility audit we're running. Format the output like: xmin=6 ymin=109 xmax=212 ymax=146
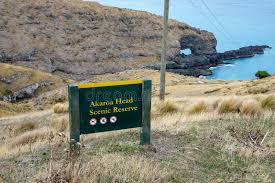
xmin=0 ymin=63 xmax=70 ymax=117
xmin=0 ymin=70 xmax=275 ymax=182
xmin=0 ymin=109 xmax=274 ymax=182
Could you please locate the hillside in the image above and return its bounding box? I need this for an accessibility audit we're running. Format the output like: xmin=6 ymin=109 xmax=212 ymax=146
xmin=0 ymin=63 xmax=70 ymax=117
xmin=0 ymin=70 xmax=275 ymax=182
xmin=0 ymin=0 xmax=216 ymax=80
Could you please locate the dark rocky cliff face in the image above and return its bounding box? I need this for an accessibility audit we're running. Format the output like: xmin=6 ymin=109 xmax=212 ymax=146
xmin=0 ymin=0 xmax=217 ymax=80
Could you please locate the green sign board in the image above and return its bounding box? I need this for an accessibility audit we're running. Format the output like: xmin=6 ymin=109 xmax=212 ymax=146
xmin=68 ymin=80 xmax=152 ymax=147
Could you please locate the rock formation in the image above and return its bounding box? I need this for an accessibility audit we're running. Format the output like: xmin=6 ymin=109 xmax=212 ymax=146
xmin=160 ymin=45 xmax=271 ymax=77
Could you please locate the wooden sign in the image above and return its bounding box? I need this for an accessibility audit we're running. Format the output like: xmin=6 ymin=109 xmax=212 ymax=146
xmin=68 ymin=80 xmax=152 ymax=148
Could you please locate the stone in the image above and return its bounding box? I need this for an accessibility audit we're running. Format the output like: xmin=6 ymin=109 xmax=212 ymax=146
xmin=3 ymin=82 xmax=53 ymax=102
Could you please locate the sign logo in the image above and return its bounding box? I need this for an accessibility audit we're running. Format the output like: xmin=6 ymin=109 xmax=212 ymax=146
xmin=110 ymin=116 xmax=117 ymax=123
xmin=100 ymin=117 xmax=108 ymax=124
xmin=89 ymin=118 xmax=97 ymax=126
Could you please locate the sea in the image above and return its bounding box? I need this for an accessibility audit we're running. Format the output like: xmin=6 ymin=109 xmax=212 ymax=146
xmin=93 ymin=0 xmax=275 ymax=80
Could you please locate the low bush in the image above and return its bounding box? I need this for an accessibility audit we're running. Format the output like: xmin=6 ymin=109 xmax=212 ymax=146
xmin=255 ymin=71 xmax=271 ymax=79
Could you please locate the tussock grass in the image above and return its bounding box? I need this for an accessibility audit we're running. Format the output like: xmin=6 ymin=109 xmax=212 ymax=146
xmin=152 ymin=100 xmax=179 ymax=118
xmin=158 ymin=100 xmax=179 ymax=114
xmin=9 ymin=128 xmax=49 ymax=148
xmin=240 ymin=100 xmax=263 ymax=116
xmin=187 ymin=101 xmax=208 ymax=114
xmin=53 ymin=103 xmax=68 ymax=114
xmin=260 ymin=95 xmax=275 ymax=110
xmin=50 ymin=116 xmax=69 ymax=132
xmin=14 ymin=122 xmax=37 ymax=136
xmin=217 ymin=98 xmax=242 ymax=114
xmin=212 ymin=99 xmax=221 ymax=110
xmin=42 ymin=154 xmax=171 ymax=183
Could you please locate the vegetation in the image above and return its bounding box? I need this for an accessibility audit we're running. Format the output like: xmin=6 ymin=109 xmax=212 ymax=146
xmin=217 ymin=98 xmax=241 ymax=114
xmin=0 ymin=69 xmax=275 ymax=182
xmin=255 ymin=70 xmax=271 ymax=79
xmin=187 ymin=101 xmax=208 ymax=114
xmin=14 ymin=122 xmax=37 ymax=136
xmin=50 ymin=116 xmax=69 ymax=132
xmin=53 ymin=103 xmax=68 ymax=114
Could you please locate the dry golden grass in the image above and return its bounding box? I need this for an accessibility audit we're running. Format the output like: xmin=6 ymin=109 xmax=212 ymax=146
xmin=41 ymin=154 xmax=171 ymax=183
xmin=187 ymin=101 xmax=208 ymax=114
xmin=9 ymin=128 xmax=49 ymax=149
xmin=152 ymin=100 xmax=179 ymax=119
xmin=53 ymin=103 xmax=68 ymax=114
xmin=158 ymin=100 xmax=179 ymax=114
xmin=14 ymin=121 xmax=37 ymax=136
xmin=50 ymin=116 xmax=69 ymax=132
xmin=0 ymin=63 xmax=66 ymax=96
xmin=217 ymin=98 xmax=242 ymax=114
xmin=0 ymin=101 xmax=33 ymax=117
xmin=240 ymin=100 xmax=263 ymax=116
xmin=260 ymin=95 xmax=275 ymax=110
xmin=212 ymin=99 xmax=222 ymax=110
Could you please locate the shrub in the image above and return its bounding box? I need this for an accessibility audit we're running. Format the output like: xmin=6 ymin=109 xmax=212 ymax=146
xmin=260 ymin=95 xmax=275 ymax=110
xmin=50 ymin=116 xmax=68 ymax=132
xmin=188 ymin=101 xmax=208 ymax=114
xmin=239 ymin=100 xmax=262 ymax=116
xmin=53 ymin=103 xmax=68 ymax=113
xmin=14 ymin=122 xmax=37 ymax=136
xmin=217 ymin=98 xmax=242 ymax=114
xmin=255 ymin=71 xmax=271 ymax=79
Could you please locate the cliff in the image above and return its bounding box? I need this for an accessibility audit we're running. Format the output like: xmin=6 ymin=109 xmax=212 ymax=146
xmin=0 ymin=0 xmax=217 ymax=80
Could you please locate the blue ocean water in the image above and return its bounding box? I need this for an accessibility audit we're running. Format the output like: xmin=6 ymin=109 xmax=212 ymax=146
xmin=94 ymin=0 xmax=275 ymax=80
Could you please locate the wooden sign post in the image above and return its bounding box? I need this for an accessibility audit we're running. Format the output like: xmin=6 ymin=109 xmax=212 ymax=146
xmin=68 ymin=80 xmax=152 ymax=149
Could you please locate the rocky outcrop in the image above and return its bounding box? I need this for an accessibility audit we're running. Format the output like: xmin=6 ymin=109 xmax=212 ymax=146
xmin=0 ymin=0 xmax=217 ymax=80
xmin=151 ymin=45 xmax=271 ymax=77
xmin=2 ymin=82 xmax=53 ymax=102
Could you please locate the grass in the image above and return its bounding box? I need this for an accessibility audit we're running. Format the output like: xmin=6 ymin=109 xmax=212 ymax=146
xmin=9 ymin=127 xmax=49 ymax=149
xmin=240 ymin=100 xmax=263 ymax=116
xmin=0 ymin=63 xmax=66 ymax=97
xmin=261 ymin=95 xmax=275 ymax=110
xmin=0 ymin=95 xmax=275 ymax=182
xmin=187 ymin=101 xmax=208 ymax=114
xmin=41 ymin=154 xmax=172 ymax=183
xmin=50 ymin=116 xmax=69 ymax=132
xmin=53 ymin=103 xmax=68 ymax=114
xmin=217 ymin=98 xmax=242 ymax=114
xmin=14 ymin=122 xmax=37 ymax=136
xmin=0 ymin=101 xmax=33 ymax=117
xmin=152 ymin=100 xmax=179 ymax=118
xmin=1 ymin=112 xmax=275 ymax=182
